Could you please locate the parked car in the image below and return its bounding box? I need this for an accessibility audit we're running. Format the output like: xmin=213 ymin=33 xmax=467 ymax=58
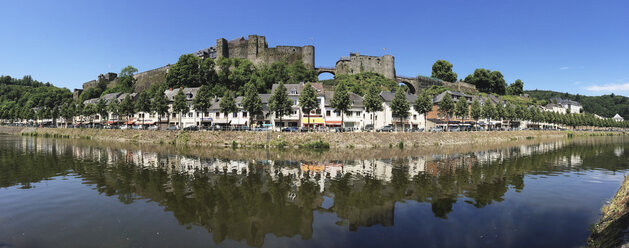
xmin=254 ymin=127 xmax=270 ymax=131
xmin=429 ymin=127 xmax=443 ymax=132
xmin=377 ymin=125 xmax=395 ymax=132
xmin=448 ymin=126 xmax=460 ymax=132
xmin=183 ymin=125 xmax=199 ymax=131
xmin=120 ymin=125 xmax=130 ymax=130
xmin=281 ymin=127 xmax=299 ymax=132
xmin=148 ymin=125 xmax=159 ymax=130
xmin=166 ymin=126 xmax=179 ymax=131
xmin=364 ymin=124 xmax=374 ymax=132
xmin=132 ymin=125 xmax=144 ymax=130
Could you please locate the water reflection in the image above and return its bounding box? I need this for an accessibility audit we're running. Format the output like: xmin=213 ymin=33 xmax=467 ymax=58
xmin=1 ymin=136 xmax=628 ymax=247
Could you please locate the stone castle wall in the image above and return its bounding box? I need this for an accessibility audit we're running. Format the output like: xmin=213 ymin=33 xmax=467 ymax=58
xmin=216 ymin=35 xmax=314 ymax=69
xmin=335 ymin=53 xmax=395 ymax=79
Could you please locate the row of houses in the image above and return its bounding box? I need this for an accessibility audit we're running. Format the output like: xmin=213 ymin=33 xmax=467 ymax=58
xmin=46 ymin=82 xmax=615 ymax=130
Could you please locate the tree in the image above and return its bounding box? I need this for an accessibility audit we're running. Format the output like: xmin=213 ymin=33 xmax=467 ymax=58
xmin=287 ymin=60 xmax=316 ymax=84
xmin=439 ymin=93 xmax=454 ymax=131
xmin=119 ymin=95 xmax=135 ymax=123
xmin=193 ymin=85 xmax=213 ymax=127
xmin=482 ymin=101 xmax=496 ymax=129
xmin=390 ymin=88 xmax=410 ymax=132
xmin=229 ymin=59 xmax=255 ymax=96
xmin=219 ymin=90 xmax=237 ymax=128
xmin=454 ymin=97 xmax=469 ymax=122
xmin=166 ymin=54 xmax=202 ymax=88
xmin=503 ymin=102 xmax=515 ymax=129
xmin=108 ymin=100 xmax=119 ymax=122
xmin=200 ymin=58 xmax=217 ymax=86
xmin=61 ymin=103 xmax=75 ymax=128
xmin=331 ymin=82 xmax=352 ymax=130
xmin=118 ymin=66 xmax=138 ymax=92
xmin=470 ymin=99 xmax=482 ymax=128
xmin=151 ymin=90 xmax=170 ymax=128
xmin=298 ymin=83 xmax=318 ymax=131
xmin=172 ymin=89 xmax=189 ymax=129
xmin=506 ymin=79 xmax=524 ymax=95
xmin=269 ymin=82 xmax=293 ymax=129
xmin=464 ymin=69 xmax=507 ymax=95
xmin=96 ymin=99 xmax=108 ymax=124
xmin=363 ymin=83 xmax=383 ymax=132
xmin=134 ymin=91 xmax=151 ymax=127
xmin=495 ymin=103 xmax=505 ymax=129
xmin=414 ymin=92 xmax=432 ymax=131
xmin=83 ymin=104 xmax=97 ymax=127
xmin=431 ymin=60 xmax=458 ymax=82
xmin=242 ymin=82 xmax=263 ymax=129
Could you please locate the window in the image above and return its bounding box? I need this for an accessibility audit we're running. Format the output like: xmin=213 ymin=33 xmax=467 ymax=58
xmin=413 ymin=114 xmax=417 ymax=120
xmin=233 ymin=112 xmax=237 ymax=117
xmin=243 ymin=112 xmax=247 ymax=117
xmin=197 ymin=112 xmax=200 ymax=117
xmin=292 ymin=110 xmax=297 ymax=115
xmin=326 ymin=110 xmax=330 ymax=116
xmin=224 ymin=113 xmax=228 ymax=118
xmin=188 ymin=113 xmax=193 ymax=117
xmin=290 ymin=88 xmax=297 ymax=94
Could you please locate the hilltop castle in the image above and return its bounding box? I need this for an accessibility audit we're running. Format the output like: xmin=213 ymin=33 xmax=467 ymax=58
xmin=195 ymin=34 xmax=315 ymax=69
xmin=77 ymin=34 xmax=475 ymax=99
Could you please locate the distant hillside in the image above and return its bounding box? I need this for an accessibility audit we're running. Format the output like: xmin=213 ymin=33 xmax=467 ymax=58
xmin=525 ymin=90 xmax=629 ymax=119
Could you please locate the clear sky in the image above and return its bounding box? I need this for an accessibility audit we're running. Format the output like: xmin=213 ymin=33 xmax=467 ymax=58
xmin=1 ymin=0 xmax=628 ymax=96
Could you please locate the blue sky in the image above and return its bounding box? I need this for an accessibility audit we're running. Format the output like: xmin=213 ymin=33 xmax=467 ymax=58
xmin=1 ymin=0 xmax=628 ymax=96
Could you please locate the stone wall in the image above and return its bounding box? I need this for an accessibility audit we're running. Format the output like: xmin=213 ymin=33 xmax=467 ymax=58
xmin=335 ymin=53 xmax=395 ymax=79
xmin=216 ymin=34 xmax=315 ymax=69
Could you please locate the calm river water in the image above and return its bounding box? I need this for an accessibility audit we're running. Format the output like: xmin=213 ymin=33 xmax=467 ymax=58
xmin=0 ymin=135 xmax=628 ymax=247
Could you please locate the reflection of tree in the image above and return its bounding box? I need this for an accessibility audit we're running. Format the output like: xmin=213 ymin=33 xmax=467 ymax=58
xmin=2 ymin=136 xmax=629 ymax=245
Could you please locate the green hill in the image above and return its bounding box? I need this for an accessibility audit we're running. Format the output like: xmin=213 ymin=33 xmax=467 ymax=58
xmin=525 ymin=90 xmax=629 ymax=120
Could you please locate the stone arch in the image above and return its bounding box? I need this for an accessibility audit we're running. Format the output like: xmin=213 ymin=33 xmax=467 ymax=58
xmin=317 ymin=71 xmax=335 ymax=81
xmin=397 ymin=79 xmax=416 ymax=94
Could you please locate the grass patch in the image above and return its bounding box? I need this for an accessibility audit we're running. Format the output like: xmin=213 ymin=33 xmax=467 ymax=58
xmin=299 ymin=140 xmax=330 ymax=149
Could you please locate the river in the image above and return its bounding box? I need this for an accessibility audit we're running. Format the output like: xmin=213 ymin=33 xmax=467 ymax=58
xmin=0 ymin=135 xmax=627 ymax=247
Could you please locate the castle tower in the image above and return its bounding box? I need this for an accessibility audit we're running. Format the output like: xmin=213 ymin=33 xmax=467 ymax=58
xmin=302 ymin=45 xmax=315 ymax=69
xmin=216 ymin=38 xmax=228 ymax=58
xmin=247 ymin=35 xmax=259 ymax=62
xmin=382 ymin=55 xmax=395 ymax=79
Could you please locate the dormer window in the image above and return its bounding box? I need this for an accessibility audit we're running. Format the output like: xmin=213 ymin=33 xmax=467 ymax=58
xmin=290 ymin=88 xmax=297 ymax=95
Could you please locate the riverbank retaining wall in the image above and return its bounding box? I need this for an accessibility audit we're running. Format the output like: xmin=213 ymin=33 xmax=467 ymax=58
xmin=0 ymin=126 xmax=610 ymax=149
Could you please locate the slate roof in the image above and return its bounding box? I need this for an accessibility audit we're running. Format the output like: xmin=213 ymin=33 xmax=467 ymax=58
xmin=163 ymin=88 xmax=200 ymax=101
xmin=550 ymin=97 xmax=582 ymax=106
xmin=324 ymin=92 xmax=364 ymax=108
xmin=379 ymin=91 xmax=417 ymax=104
xmin=271 ymin=83 xmax=324 ymax=96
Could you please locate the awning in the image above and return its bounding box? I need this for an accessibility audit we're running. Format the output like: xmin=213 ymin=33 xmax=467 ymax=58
xmin=137 ymin=121 xmax=155 ymax=125
xmin=107 ymin=120 xmax=121 ymax=124
xmin=123 ymin=120 xmax=136 ymax=125
xmin=301 ymin=117 xmax=324 ymax=124
xmin=325 ymin=120 xmax=342 ymax=126
xmin=231 ymin=119 xmax=247 ymax=125
xmin=213 ymin=119 xmax=229 ymax=124
xmin=200 ymin=118 xmax=213 ymax=122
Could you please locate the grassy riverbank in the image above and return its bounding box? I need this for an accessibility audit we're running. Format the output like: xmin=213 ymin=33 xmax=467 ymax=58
xmin=588 ymin=176 xmax=629 ymax=248
xmin=1 ymin=126 xmax=624 ymax=149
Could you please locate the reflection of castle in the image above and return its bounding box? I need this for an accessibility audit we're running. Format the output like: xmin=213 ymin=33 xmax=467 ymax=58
xmin=12 ymin=136 xmax=616 ymax=247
